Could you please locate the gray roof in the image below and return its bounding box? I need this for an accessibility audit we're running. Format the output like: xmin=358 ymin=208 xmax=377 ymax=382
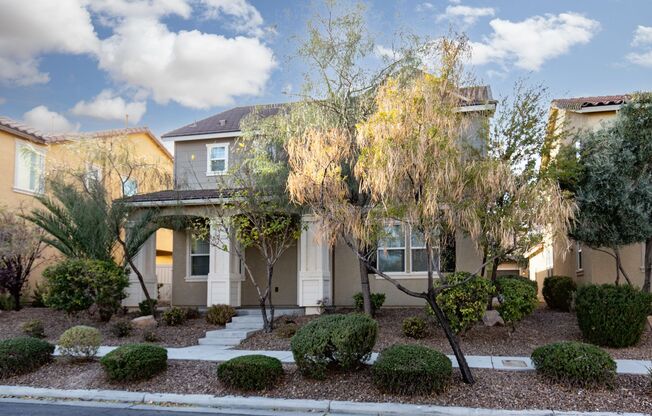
xmin=120 ymin=188 xmax=239 ymax=204
xmin=162 ymin=86 xmax=495 ymax=139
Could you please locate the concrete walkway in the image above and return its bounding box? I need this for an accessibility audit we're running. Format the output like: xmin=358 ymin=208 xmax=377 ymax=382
xmin=54 ymin=346 xmax=652 ymax=375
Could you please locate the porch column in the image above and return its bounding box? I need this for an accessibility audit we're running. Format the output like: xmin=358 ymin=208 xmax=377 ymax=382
xmin=123 ymin=232 xmax=158 ymax=307
xmin=207 ymin=221 xmax=243 ymax=307
xmin=298 ymin=215 xmax=332 ymax=314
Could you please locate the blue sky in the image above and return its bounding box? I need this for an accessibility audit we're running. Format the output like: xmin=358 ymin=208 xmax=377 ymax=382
xmin=0 ymin=0 xmax=651 ymax=142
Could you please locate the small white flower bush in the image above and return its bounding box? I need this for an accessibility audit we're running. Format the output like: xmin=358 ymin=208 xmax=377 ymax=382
xmin=58 ymin=325 xmax=102 ymax=360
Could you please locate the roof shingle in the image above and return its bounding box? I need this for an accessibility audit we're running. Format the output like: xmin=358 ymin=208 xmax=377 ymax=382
xmin=552 ymin=95 xmax=631 ymax=111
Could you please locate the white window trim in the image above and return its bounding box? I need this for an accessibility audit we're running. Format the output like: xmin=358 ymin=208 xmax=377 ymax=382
xmin=575 ymin=242 xmax=583 ymax=272
xmin=121 ymin=176 xmax=138 ymax=197
xmin=13 ymin=140 xmax=46 ymax=195
xmin=84 ymin=164 xmax=103 ymax=188
xmin=206 ymin=143 xmax=229 ymax=176
xmin=186 ymin=232 xmax=209 ymax=282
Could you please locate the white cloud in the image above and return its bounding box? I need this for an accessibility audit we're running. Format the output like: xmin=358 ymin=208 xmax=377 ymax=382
xmin=631 ymin=25 xmax=652 ymax=47
xmin=416 ymin=2 xmax=435 ymax=13
xmin=71 ymin=90 xmax=147 ymax=123
xmin=438 ymin=5 xmax=495 ymax=26
xmin=627 ymin=25 xmax=652 ymax=67
xmin=470 ymin=13 xmax=599 ymax=71
xmin=0 ymin=0 xmax=98 ymax=85
xmin=201 ymin=0 xmax=266 ymax=37
xmin=23 ymin=106 xmax=79 ymax=133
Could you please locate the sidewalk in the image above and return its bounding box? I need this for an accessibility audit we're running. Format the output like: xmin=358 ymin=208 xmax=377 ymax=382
xmin=55 ymin=346 xmax=652 ymax=375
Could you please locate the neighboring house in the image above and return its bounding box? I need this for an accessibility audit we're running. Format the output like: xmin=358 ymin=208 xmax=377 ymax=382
xmin=123 ymin=87 xmax=500 ymax=312
xmin=526 ymin=94 xmax=648 ymax=290
xmin=0 ymin=117 xmax=174 ymax=295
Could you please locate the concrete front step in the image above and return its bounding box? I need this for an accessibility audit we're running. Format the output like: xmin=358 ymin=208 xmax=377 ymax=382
xmin=203 ymin=329 xmax=258 ymax=339
xmin=198 ymin=337 xmax=243 ymax=346
xmin=226 ymin=322 xmax=263 ymax=330
xmin=236 ymin=308 xmax=304 ymax=316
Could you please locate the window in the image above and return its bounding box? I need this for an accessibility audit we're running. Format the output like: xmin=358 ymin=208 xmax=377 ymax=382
xmin=576 ymin=242 xmax=583 ymax=271
xmin=377 ymin=224 xmax=405 ymax=273
xmin=188 ymin=233 xmax=210 ymax=278
xmin=410 ymin=229 xmax=433 ymax=272
xmin=206 ymin=143 xmax=229 ymax=175
xmin=14 ymin=140 xmax=45 ymax=194
xmin=85 ymin=164 xmax=102 ymax=188
xmin=122 ymin=178 xmax=138 ymax=197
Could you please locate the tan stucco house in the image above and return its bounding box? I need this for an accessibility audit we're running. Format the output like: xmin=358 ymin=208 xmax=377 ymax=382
xmin=122 ymin=89 xmax=501 ymax=313
xmin=526 ymin=94 xmax=648 ymax=290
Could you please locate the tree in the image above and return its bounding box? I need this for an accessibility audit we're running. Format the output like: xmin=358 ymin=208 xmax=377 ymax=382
xmin=0 ymin=209 xmax=44 ymax=310
xmin=289 ymin=37 xmax=512 ymax=384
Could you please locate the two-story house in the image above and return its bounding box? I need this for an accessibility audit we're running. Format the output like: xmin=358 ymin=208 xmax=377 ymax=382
xmin=526 ymin=94 xmax=648 ymax=290
xmin=122 ymin=88 xmax=502 ymax=312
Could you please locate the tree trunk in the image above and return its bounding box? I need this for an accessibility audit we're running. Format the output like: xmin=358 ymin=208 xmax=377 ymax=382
xmin=11 ymin=288 xmax=21 ymax=311
xmin=262 ymin=264 xmax=275 ymax=333
xmin=358 ymin=256 xmax=373 ymax=316
xmin=490 ymin=258 xmax=499 ymax=282
xmin=480 ymin=246 xmax=488 ymax=278
xmin=644 ymin=238 xmax=652 ymax=293
xmin=614 ymin=248 xmax=621 ymax=285
xmin=425 ymin=293 xmax=475 ymax=384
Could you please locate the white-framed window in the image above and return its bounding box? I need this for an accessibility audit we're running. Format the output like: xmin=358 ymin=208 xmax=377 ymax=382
xmin=377 ymin=224 xmax=406 ymax=273
xmin=187 ymin=232 xmax=210 ymax=280
xmin=84 ymin=164 xmax=102 ymax=188
xmin=576 ymin=241 xmax=583 ymax=271
xmin=206 ymin=143 xmax=229 ymax=175
xmin=410 ymin=228 xmax=439 ymax=273
xmin=122 ymin=178 xmax=138 ymax=197
xmin=14 ymin=140 xmax=45 ymax=194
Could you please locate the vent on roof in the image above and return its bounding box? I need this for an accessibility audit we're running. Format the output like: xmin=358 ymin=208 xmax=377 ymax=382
xmin=218 ymin=119 xmax=226 ymax=126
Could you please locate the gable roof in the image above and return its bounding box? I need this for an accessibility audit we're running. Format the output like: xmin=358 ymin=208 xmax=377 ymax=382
xmin=162 ymin=85 xmax=496 ymax=139
xmin=0 ymin=116 xmax=49 ymax=144
xmin=552 ymin=94 xmax=631 ymax=111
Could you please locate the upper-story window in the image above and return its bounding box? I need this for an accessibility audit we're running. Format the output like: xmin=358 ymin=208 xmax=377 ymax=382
xmin=122 ymin=178 xmax=138 ymax=197
xmin=14 ymin=140 xmax=45 ymax=194
xmin=206 ymin=143 xmax=229 ymax=175
xmin=84 ymin=164 xmax=102 ymax=188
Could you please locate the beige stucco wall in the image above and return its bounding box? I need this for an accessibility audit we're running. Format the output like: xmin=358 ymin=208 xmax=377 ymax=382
xmin=240 ymin=244 xmax=298 ymax=307
xmin=170 ymin=229 xmax=207 ymax=306
xmin=174 ymin=137 xmax=240 ymax=190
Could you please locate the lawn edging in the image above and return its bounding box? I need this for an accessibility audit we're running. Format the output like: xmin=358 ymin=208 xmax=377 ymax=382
xmin=0 ymin=385 xmax=648 ymax=416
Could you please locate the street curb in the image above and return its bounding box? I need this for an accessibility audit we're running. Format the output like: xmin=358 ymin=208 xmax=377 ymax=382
xmin=0 ymin=385 xmax=647 ymax=416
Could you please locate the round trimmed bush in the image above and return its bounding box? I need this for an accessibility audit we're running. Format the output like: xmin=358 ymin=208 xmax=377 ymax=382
xmin=206 ymin=304 xmax=236 ymax=325
xmin=291 ymin=313 xmax=378 ymax=379
xmin=575 ymin=284 xmax=650 ymax=348
xmin=217 ymin=355 xmax=283 ymax=391
xmin=162 ymin=306 xmax=186 ymax=326
xmin=427 ymin=272 xmax=495 ymax=334
xmin=110 ymin=320 xmax=133 ymax=338
xmin=58 ymin=326 xmax=102 ymax=360
xmin=353 ymin=292 xmax=386 ymax=316
xmin=100 ymin=343 xmax=168 ymax=381
xmin=542 ymin=275 xmax=576 ymax=311
xmin=495 ymin=276 xmax=538 ymax=325
xmin=0 ymin=337 xmax=54 ymax=378
xmin=22 ymin=319 xmax=45 ymax=338
xmin=402 ymin=316 xmax=428 ymax=339
xmin=372 ymin=345 xmax=452 ymax=395
xmin=531 ymin=341 xmax=616 ymax=387
xmin=138 ymin=299 xmax=157 ymax=316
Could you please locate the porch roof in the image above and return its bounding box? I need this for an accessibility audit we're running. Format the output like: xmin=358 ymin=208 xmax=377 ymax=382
xmin=120 ymin=188 xmax=239 ymax=206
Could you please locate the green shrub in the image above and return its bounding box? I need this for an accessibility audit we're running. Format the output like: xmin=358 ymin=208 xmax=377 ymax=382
xmin=276 ymin=322 xmax=298 ymax=339
xmin=353 ymin=292 xmax=386 ymax=316
xmin=575 ymin=284 xmax=650 ymax=348
xmin=21 ymin=319 xmax=45 ymax=338
xmin=142 ymin=330 xmax=159 ymax=343
xmin=206 ymin=304 xmax=236 ymax=325
xmin=291 ymin=313 xmax=377 ymax=379
xmin=31 ymin=283 xmax=47 ymax=307
xmin=542 ymin=276 xmax=576 ymax=311
xmin=0 ymin=293 xmax=15 ymax=311
xmin=217 ymin=355 xmax=283 ymax=391
xmin=500 ymin=274 xmax=538 ymax=292
xmin=58 ymin=325 xmax=102 ymax=360
xmin=110 ymin=320 xmax=133 ymax=338
xmin=184 ymin=307 xmax=201 ymax=320
xmin=531 ymin=341 xmax=616 ymax=387
xmin=372 ymin=345 xmax=452 ymax=395
xmin=402 ymin=316 xmax=428 ymax=339
xmin=100 ymin=343 xmax=167 ymax=381
xmin=43 ymin=259 xmax=128 ymax=321
xmin=496 ymin=276 xmax=538 ymax=325
xmin=162 ymin=307 xmax=186 ymax=326
xmin=0 ymin=337 xmax=54 ymax=378
xmin=427 ymin=272 xmax=495 ymax=334
xmin=138 ymin=299 xmax=158 ymax=316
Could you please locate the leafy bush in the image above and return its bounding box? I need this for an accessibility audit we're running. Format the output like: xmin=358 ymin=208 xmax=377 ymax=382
xmin=100 ymin=343 xmax=167 ymax=381
xmin=0 ymin=337 xmax=54 ymax=378
xmin=31 ymin=283 xmax=47 ymax=307
xmin=21 ymin=319 xmax=45 ymax=338
xmin=372 ymin=345 xmax=452 ymax=395
xmin=162 ymin=307 xmax=186 ymax=326
xmin=402 ymin=316 xmax=428 ymax=339
xmin=58 ymin=325 xmax=102 ymax=360
xmin=542 ymin=275 xmax=576 ymax=312
xmin=43 ymin=259 xmax=128 ymax=321
xmin=427 ymin=272 xmax=495 ymax=334
xmin=500 ymin=274 xmax=538 ymax=292
xmin=496 ymin=276 xmax=538 ymax=325
xmin=291 ymin=314 xmax=377 ymax=379
xmin=531 ymin=341 xmax=616 ymax=387
xmin=217 ymin=355 xmax=283 ymax=391
xmin=184 ymin=307 xmax=201 ymax=320
xmin=138 ymin=299 xmax=158 ymax=316
xmin=206 ymin=304 xmax=236 ymax=325
xmin=276 ymin=322 xmax=298 ymax=338
xmin=0 ymin=293 xmax=15 ymax=311
xmin=575 ymin=284 xmax=650 ymax=348
xmin=142 ymin=330 xmax=159 ymax=343
xmin=110 ymin=320 xmax=133 ymax=338
xmin=353 ymin=292 xmax=386 ymax=316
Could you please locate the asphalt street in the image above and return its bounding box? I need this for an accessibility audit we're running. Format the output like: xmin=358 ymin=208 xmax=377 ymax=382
xmin=0 ymin=401 xmax=258 ymax=416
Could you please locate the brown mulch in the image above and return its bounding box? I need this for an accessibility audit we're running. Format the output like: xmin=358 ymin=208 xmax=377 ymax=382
xmin=0 ymin=307 xmax=217 ymax=347
xmin=237 ymin=306 xmax=652 ymax=360
xmin=3 ymin=359 xmax=651 ymax=413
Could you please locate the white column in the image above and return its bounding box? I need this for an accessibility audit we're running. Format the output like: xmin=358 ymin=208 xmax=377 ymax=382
xmin=298 ymin=215 xmax=332 ymax=314
xmin=123 ymin=233 xmax=158 ymax=307
xmin=207 ymin=221 xmax=243 ymax=307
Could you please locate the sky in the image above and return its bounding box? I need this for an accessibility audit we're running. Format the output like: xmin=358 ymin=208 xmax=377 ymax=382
xmin=0 ymin=0 xmax=651 ymax=143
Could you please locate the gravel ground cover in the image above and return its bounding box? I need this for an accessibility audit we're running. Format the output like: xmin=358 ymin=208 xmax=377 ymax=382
xmin=237 ymin=306 xmax=652 ymax=359
xmin=3 ymin=359 xmax=651 ymax=413
xmin=0 ymin=307 xmax=216 ymax=347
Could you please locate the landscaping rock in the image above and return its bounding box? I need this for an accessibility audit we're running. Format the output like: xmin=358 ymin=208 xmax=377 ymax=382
xmin=131 ymin=315 xmax=157 ymax=329
xmin=482 ymin=310 xmax=504 ymax=327
xmin=491 ymin=297 xmax=501 ymax=309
